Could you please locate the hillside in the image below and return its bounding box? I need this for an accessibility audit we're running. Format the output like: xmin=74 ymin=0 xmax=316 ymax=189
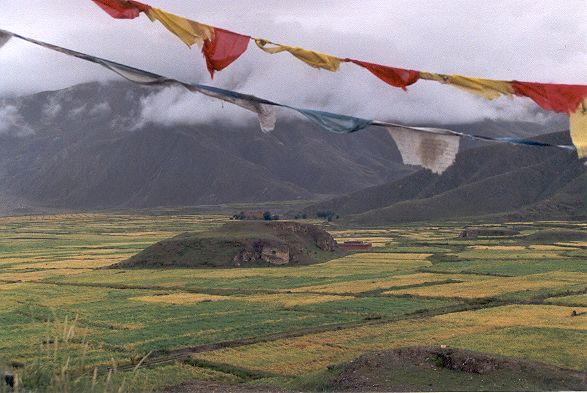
xmin=112 ymin=221 xmax=340 ymax=268
xmin=0 ymin=81 xmax=413 ymax=213
xmin=306 ymin=131 xmax=586 ymax=224
xmin=0 ymin=81 xmax=567 ymax=215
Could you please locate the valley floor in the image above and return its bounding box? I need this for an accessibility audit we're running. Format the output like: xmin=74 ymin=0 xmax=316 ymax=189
xmin=0 ymin=214 xmax=585 ymax=392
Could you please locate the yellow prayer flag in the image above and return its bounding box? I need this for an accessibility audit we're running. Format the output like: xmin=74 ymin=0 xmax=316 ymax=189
xmin=254 ymin=39 xmax=341 ymax=72
xmin=570 ymin=100 xmax=587 ymax=158
xmin=146 ymin=8 xmax=214 ymax=48
xmin=420 ymin=72 xmax=513 ymax=100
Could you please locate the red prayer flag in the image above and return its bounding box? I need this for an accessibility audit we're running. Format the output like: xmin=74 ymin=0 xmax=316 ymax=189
xmin=347 ymin=59 xmax=420 ymax=91
xmin=511 ymin=81 xmax=587 ymax=114
xmin=202 ymin=28 xmax=250 ymax=78
xmin=91 ymin=0 xmax=150 ymax=19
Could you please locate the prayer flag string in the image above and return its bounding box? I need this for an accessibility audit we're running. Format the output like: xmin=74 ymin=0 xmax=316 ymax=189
xmin=88 ymin=1 xmax=586 ymax=110
xmin=0 ymin=29 xmax=578 ymax=175
xmin=87 ymin=0 xmax=587 ymax=156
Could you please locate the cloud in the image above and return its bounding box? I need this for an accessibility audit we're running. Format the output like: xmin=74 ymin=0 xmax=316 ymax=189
xmin=69 ymin=104 xmax=87 ymax=118
xmin=135 ymin=86 xmax=263 ymax=129
xmin=42 ymin=96 xmax=62 ymax=119
xmin=0 ymin=104 xmax=34 ymax=136
xmin=0 ymin=105 xmax=19 ymax=132
xmin=0 ymin=0 xmax=585 ymax=126
xmin=89 ymin=102 xmax=112 ymax=116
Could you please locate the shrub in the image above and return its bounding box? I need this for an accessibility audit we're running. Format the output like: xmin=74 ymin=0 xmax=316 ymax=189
xmin=316 ymin=211 xmax=336 ymax=221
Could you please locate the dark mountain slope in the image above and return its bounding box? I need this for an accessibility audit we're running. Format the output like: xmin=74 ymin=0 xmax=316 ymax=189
xmin=502 ymin=172 xmax=587 ymax=221
xmin=306 ymin=132 xmax=585 ymax=223
xmin=0 ymin=82 xmax=413 ymax=210
xmin=0 ymin=81 xmax=570 ymax=213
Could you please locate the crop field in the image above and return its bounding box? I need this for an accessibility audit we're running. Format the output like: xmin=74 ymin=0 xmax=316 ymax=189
xmin=0 ymin=214 xmax=585 ymax=391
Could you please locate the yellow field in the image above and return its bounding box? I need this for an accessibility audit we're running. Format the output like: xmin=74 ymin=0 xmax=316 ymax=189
xmin=0 ymin=282 xmax=26 ymax=291
xmin=434 ymin=305 xmax=587 ymax=330
xmin=100 ymin=231 xmax=177 ymax=237
xmin=330 ymin=229 xmax=395 ymax=236
xmin=132 ymin=291 xmax=351 ymax=307
xmin=237 ymin=293 xmax=350 ymax=307
xmin=192 ymin=318 xmax=482 ymax=376
xmin=322 ymin=252 xmax=433 ymax=270
xmin=290 ymin=272 xmax=468 ymax=294
xmin=0 ymin=257 xmax=49 ymax=266
xmin=333 ymin=252 xmax=432 ymax=261
xmin=469 ymin=245 xmax=527 ymax=251
xmin=333 ymin=237 xmax=396 ymax=247
xmin=75 ymin=242 xmax=155 ymax=248
xmin=1 ymin=215 xmax=585 ymax=391
xmin=0 ymin=213 xmax=104 ymax=223
xmin=455 ymin=250 xmax=568 ymax=260
xmin=384 ymin=272 xmax=587 ymax=298
xmin=131 ymin=293 xmax=230 ymax=304
xmin=6 ymin=258 xmax=125 ymax=269
xmin=556 ymin=241 xmax=587 ymax=247
xmin=528 ymin=244 xmax=578 ymax=251
xmin=0 ymin=268 xmax=93 ymax=282
xmin=0 ymin=252 xmax=61 ymax=259
xmin=193 ymin=305 xmax=587 ymax=375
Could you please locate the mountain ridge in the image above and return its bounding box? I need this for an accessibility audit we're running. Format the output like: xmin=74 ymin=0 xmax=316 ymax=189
xmin=0 ymin=81 xmax=573 ymax=216
xmin=305 ymin=131 xmax=585 ymax=224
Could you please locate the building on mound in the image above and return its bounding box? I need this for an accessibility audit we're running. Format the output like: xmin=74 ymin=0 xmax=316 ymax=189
xmin=111 ymin=221 xmax=341 ymax=269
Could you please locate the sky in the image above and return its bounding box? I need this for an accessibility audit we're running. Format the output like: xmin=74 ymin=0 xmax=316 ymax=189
xmin=0 ymin=0 xmax=586 ymax=126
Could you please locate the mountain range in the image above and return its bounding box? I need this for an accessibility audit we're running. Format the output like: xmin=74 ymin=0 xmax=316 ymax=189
xmin=0 ymin=81 xmax=580 ymax=222
xmin=0 ymin=81 xmax=410 ymax=214
xmin=306 ymin=131 xmax=586 ymax=223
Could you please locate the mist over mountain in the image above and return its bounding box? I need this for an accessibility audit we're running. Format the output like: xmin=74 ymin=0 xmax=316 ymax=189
xmin=0 ymin=81 xmax=407 ymax=214
xmin=0 ymin=81 xmax=573 ymax=216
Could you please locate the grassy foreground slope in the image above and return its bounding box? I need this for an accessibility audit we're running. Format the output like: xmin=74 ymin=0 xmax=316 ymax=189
xmin=0 ymin=214 xmax=585 ymax=391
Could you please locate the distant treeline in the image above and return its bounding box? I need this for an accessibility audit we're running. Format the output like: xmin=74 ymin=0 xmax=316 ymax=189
xmin=232 ymin=210 xmax=339 ymax=221
xmin=232 ymin=211 xmax=280 ymax=221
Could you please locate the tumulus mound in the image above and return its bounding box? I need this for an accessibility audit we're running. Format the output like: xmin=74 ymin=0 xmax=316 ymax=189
xmin=111 ymin=221 xmax=341 ymax=269
xmin=333 ymin=347 xmax=587 ymax=392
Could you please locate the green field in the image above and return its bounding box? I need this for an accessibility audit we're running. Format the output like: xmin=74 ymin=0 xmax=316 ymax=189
xmin=0 ymin=214 xmax=585 ymax=392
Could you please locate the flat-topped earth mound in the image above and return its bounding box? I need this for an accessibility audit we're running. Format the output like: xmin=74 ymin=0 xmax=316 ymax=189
xmin=111 ymin=221 xmax=341 ymax=268
xmin=333 ymin=347 xmax=587 ymax=392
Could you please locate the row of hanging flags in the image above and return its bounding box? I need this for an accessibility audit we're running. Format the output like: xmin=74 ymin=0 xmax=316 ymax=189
xmin=0 ymin=1 xmax=586 ymax=175
xmin=0 ymin=31 xmax=578 ymax=176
